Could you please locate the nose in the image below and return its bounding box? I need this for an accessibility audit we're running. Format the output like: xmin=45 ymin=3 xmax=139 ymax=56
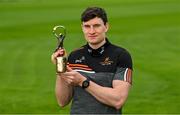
xmin=89 ymin=26 xmax=95 ymax=34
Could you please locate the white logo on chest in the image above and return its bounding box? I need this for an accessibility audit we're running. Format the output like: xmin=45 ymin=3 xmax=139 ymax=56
xmin=75 ymin=56 xmax=85 ymax=63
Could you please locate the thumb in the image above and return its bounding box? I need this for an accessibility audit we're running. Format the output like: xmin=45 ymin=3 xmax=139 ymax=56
xmin=66 ymin=66 xmax=73 ymax=72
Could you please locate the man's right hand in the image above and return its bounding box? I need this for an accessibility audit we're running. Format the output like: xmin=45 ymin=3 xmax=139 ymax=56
xmin=51 ymin=49 xmax=65 ymax=64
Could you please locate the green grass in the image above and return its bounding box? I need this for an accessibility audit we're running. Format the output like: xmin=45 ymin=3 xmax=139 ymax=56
xmin=0 ymin=0 xmax=180 ymax=114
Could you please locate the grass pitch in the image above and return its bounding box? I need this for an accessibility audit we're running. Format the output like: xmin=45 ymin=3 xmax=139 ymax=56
xmin=0 ymin=0 xmax=180 ymax=114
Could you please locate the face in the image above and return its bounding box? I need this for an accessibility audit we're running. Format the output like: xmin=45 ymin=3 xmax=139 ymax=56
xmin=82 ymin=17 xmax=109 ymax=48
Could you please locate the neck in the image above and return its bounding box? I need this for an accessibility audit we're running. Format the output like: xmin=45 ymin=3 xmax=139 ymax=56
xmin=88 ymin=39 xmax=106 ymax=49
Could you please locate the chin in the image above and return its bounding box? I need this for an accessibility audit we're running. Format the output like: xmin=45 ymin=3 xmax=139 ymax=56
xmin=89 ymin=41 xmax=100 ymax=45
xmin=88 ymin=39 xmax=97 ymax=43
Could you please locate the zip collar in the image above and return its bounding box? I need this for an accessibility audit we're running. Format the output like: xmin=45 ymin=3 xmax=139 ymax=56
xmin=86 ymin=38 xmax=110 ymax=57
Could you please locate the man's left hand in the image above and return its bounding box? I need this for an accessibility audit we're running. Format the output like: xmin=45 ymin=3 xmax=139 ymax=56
xmin=60 ymin=66 xmax=86 ymax=86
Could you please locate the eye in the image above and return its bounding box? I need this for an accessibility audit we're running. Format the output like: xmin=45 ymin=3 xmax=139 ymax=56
xmin=83 ymin=25 xmax=90 ymax=29
xmin=93 ymin=24 xmax=101 ymax=28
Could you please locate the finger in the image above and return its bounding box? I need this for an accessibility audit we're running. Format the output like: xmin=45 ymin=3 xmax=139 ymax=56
xmin=58 ymin=49 xmax=65 ymax=55
xmin=62 ymin=72 xmax=75 ymax=76
xmin=52 ymin=48 xmax=66 ymax=64
xmin=67 ymin=79 xmax=73 ymax=85
xmin=63 ymin=75 xmax=75 ymax=81
xmin=51 ymin=54 xmax=56 ymax=64
xmin=53 ymin=52 xmax=59 ymax=57
xmin=54 ymin=50 xmax=63 ymax=57
xmin=56 ymin=72 xmax=64 ymax=77
xmin=62 ymin=77 xmax=73 ymax=85
xmin=61 ymin=74 xmax=74 ymax=80
xmin=66 ymin=66 xmax=73 ymax=72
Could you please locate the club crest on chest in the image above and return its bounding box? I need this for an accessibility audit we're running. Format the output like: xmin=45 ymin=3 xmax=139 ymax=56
xmin=100 ymin=57 xmax=113 ymax=66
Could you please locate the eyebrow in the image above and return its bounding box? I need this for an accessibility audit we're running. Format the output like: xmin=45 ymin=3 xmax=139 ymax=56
xmin=83 ymin=24 xmax=101 ymax=26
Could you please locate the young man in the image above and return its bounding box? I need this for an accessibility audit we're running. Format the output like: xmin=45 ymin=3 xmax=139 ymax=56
xmin=52 ymin=7 xmax=133 ymax=114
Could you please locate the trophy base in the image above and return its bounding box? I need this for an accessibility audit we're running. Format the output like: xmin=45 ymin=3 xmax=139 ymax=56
xmin=56 ymin=56 xmax=67 ymax=73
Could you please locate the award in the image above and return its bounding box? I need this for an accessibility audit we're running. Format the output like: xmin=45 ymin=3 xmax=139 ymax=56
xmin=53 ymin=25 xmax=67 ymax=73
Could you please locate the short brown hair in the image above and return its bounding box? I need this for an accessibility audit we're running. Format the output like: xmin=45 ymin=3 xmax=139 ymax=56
xmin=81 ymin=7 xmax=108 ymax=24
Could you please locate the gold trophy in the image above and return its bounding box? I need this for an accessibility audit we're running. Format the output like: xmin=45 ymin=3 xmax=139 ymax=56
xmin=53 ymin=25 xmax=67 ymax=73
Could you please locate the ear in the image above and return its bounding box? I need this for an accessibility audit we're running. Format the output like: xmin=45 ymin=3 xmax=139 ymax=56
xmin=81 ymin=23 xmax=85 ymax=32
xmin=105 ymin=23 xmax=109 ymax=32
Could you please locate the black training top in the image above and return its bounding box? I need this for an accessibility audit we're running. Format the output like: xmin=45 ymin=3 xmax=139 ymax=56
xmin=68 ymin=39 xmax=133 ymax=114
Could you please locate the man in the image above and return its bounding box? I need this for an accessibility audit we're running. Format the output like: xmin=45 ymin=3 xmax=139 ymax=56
xmin=51 ymin=7 xmax=133 ymax=114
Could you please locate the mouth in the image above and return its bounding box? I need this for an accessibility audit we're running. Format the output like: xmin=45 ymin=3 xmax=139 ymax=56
xmin=88 ymin=35 xmax=97 ymax=39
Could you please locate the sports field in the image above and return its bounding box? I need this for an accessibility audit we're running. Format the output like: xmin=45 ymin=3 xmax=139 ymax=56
xmin=0 ymin=0 xmax=180 ymax=114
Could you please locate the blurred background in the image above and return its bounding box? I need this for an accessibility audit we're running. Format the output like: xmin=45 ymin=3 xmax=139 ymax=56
xmin=0 ymin=0 xmax=180 ymax=114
